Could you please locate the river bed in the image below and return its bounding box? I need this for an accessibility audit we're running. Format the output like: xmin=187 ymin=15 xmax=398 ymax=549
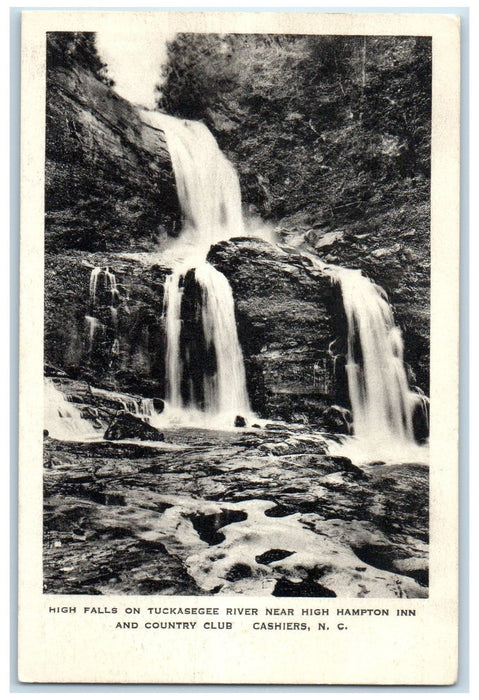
xmin=44 ymin=424 xmax=428 ymax=598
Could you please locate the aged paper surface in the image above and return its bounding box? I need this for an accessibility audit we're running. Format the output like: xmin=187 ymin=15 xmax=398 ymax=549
xmin=19 ymin=10 xmax=460 ymax=684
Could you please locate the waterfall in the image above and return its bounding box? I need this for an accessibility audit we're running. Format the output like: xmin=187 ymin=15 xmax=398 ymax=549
xmin=138 ymin=109 xmax=427 ymax=447
xmin=164 ymin=261 xmax=250 ymax=421
xmin=332 ymin=267 xmax=428 ymax=462
xmin=140 ymin=111 xmax=244 ymax=250
xmin=85 ymin=266 xmax=120 ymax=356
xmin=337 ymin=268 xmax=413 ymax=442
xmin=140 ymin=110 xmax=252 ymax=427
xmin=196 ymin=263 xmax=250 ymax=416
xmin=89 ymin=267 xmax=102 ymax=307
xmin=44 ymin=379 xmax=95 ymax=441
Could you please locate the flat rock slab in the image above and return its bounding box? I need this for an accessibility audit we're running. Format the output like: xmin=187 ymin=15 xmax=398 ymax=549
xmin=43 ymin=427 xmax=428 ymax=597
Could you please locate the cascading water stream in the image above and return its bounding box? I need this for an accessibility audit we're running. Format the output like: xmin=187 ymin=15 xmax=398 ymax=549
xmin=140 ymin=110 xmax=252 ymax=427
xmin=85 ymin=267 xmax=119 ymax=356
xmin=89 ymin=267 xmax=102 ymax=307
xmin=141 ymin=111 xmax=244 ymax=250
xmin=296 ymin=249 xmax=429 ymax=461
xmin=329 ymin=266 xmax=428 ymax=462
xmin=44 ymin=379 xmax=96 ymax=441
xmin=196 ymin=263 xmax=250 ymax=417
xmin=337 ymin=268 xmax=413 ymax=441
xmin=163 ymin=262 xmax=251 ymax=420
xmin=44 ymin=379 xmax=161 ymax=441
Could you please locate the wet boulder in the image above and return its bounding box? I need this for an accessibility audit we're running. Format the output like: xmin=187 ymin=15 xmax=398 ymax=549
xmin=412 ymin=398 xmax=429 ymax=442
xmin=152 ymin=398 xmax=165 ymax=414
xmin=104 ymin=411 xmax=164 ymax=442
xmin=321 ymin=405 xmax=352 ymax=434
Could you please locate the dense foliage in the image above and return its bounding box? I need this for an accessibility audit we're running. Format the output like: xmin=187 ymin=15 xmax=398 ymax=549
xmin=47 ymin=32 xmax=113 ymax=87
xmin=158 ymin=34 xmax=431 ymax=221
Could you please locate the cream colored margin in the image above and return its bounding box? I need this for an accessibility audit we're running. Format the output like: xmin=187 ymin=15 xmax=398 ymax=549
xmin=18 ymin=11 xmax=460 ymax=685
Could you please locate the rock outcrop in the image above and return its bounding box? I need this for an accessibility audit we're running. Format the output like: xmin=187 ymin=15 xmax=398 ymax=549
xmin=44 ymin=252 xmax=170 ymax=397
xmin=208 ymin=238 xmax=348 ymax=423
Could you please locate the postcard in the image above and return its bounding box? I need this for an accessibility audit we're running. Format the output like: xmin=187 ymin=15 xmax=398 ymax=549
xmin=18 ymin=10 xmax=460 ymax=684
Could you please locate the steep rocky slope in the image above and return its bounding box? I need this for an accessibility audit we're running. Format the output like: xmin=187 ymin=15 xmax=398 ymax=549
xmin=45 ymin=64 xmax=180 ymax=252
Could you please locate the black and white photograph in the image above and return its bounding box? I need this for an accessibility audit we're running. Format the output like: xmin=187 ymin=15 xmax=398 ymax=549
xmin=18 ymin=10 xmax=460 ymax=685
xmin=43 ymin=27 xmax=432 ymax=599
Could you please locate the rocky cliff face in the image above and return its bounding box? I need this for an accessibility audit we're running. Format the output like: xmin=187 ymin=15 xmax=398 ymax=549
xmin=46 ymin=65 xmax=181 ymax=252
xmin=45 ymin=251 xmax=170 ymax=397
